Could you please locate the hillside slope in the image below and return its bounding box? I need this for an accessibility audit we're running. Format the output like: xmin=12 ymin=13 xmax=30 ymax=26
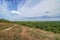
xmin=0 ymin=22 xmax=60 ymax=40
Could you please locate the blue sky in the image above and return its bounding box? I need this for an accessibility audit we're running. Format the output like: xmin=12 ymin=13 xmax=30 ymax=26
xmin=0 ymin=0 xmax=60 ymax=21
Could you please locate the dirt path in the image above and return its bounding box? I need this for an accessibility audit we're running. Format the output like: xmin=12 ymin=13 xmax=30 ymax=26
xmin=3 ymin=24 xmax=17 ymax=31
xmin=0 ymin=22 xmax=60 ymax=40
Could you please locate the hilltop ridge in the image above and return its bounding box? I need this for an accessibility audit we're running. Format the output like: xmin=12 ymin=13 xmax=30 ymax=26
xmin=0 ymin=22 xmax=60 ymax=40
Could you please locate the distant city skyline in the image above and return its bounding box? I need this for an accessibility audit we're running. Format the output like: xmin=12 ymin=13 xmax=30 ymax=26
xmin=0 ymin=0 xmax=60 ymax=21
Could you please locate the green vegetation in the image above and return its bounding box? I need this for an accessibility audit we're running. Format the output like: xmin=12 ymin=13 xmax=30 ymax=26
xmin=0 ymin=19 xmax=9 ymax=22
xmin=14 ymin=21 xmax=60 ymax=33
xmin=55 ymin=37 xmax=60 ymax=40
xmin=0 ymin=19 xmax=60 ymax=33
xmin=0 ymin=26 xmax=9 ymax=30
xmin=0 ymin=19 xmax=60 ymax=40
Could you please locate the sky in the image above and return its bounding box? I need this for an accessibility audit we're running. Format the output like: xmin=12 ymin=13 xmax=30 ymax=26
xmin=0 ymin=0 xmax=60 ymax=21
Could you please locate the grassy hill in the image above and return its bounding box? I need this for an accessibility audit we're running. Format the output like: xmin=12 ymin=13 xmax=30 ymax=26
xmin=0 ymin=19 xmax=9 ymax=22
xmin=0 ymin=22 xmax=60 ymax=40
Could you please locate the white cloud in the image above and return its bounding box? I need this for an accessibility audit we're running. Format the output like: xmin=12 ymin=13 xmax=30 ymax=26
xmin=10 ymin=11 xmax=21 ymax=15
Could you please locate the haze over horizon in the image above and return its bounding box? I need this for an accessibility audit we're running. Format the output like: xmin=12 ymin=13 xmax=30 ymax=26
xmin=0 ymin=0 xmax=60 ymax=21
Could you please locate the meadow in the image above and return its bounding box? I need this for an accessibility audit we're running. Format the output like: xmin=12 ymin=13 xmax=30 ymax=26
xmin=14 ymin=21 xmax=60 ymax=33
xmin=0 ymin=19 xmax=60 ymax=33
xmin=0 ymin=19 xmax=60 ymax=40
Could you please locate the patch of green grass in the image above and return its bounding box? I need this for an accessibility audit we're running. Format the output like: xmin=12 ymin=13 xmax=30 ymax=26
xmin=55 ymin=36 xmax=60 ymax=40
xmin=0 ymin=19 xmax=9 ymax=22
xmin=0 ymin=26 xmax=9 ymax=30
xmin=13 ymin=21 xmax=60 ymax=33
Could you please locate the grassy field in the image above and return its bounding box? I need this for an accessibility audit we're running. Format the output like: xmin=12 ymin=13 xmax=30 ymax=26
xmin=13 ymin=21 xmax=60 ymax=33
xmin=0 ymin=19 xmax=60 ymax=40
xmin=0 ymin=19 xmax=60 ymax=33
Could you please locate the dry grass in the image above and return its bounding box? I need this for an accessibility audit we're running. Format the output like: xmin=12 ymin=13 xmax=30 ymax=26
xmin=0 ymin=22 xmax=60 ymax=40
